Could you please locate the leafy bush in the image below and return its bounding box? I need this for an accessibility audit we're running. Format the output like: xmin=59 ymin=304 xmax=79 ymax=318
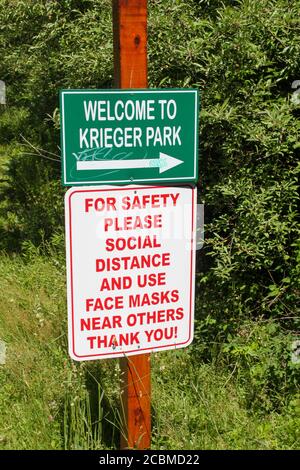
xmin=221 ymin=320 xmax=299 ymax=411
xmin=147 ymin=0 xmax=300 ymax=408
xmin=0 ymin=0 xmax=113 ymax=245
xmin=1 ymin=152 xmax=63 ymax=247
xmin=0 ymin=107 xmax=29 ymax=143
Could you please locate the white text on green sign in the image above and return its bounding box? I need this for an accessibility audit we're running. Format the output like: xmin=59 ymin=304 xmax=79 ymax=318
xmin=60 ymin=89 xmax=199 ymax=185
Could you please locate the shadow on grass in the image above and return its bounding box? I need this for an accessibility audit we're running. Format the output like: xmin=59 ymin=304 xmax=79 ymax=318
xmin=85 ymin=363 xmax=120 ymax=450
xmin=61 ymin=361 xmax=121 ymax=450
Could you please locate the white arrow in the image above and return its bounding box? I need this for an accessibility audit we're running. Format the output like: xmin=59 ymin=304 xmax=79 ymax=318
xmin=76 ymin=152 xmax=183 ymax=174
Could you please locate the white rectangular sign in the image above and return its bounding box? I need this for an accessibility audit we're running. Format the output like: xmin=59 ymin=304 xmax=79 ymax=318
xmin=65 ymin=185 xmax=196 ymax=361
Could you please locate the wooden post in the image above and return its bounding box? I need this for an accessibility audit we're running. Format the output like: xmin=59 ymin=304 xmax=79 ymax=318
xmin=112 ymin=0 xmax=151 ymax=450
xmin=113 ymin=0 xmax=147 ymax=89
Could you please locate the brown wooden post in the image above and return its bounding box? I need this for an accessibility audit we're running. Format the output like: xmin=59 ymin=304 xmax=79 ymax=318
xmin=112 ymin=0 xmax=151 ymax=450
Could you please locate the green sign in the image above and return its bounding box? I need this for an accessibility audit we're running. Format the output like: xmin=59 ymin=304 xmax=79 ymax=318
xmin=60 ymin=89 xmax=199 ymax=186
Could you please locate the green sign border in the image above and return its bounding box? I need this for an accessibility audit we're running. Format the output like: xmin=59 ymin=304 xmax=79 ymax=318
xmin=60 ymin=88 xmax=199 ymax=186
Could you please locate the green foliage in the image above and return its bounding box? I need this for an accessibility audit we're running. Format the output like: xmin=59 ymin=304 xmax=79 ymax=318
xmin=0 ymin=253 xmax=119 ymax=450
xmin=147 ymin=0 xmax=300 ymax=411
xmin=151 ymin=349 xmax=300 ymax=449
xmin=0 ymin=0 xmax=299 ymax=446
xmin=0 ymin=253 xmax=67 ymax=449
xmin=0 ymin=0 xmax=113 ymax=246
xmin=0 ymin=107 xmax=29 ymax=143
xmin=0 ymin=0 xmax=113 ymax=144
xmin=63 ymin=366 xmax=105 ymax=450
xmin=0 ymin=252 xmax=298 ymax=449
xmin=0 ymin=151 xmax=63 ymax=247
xmin=222 ymin=320 xmax=299 ymax=411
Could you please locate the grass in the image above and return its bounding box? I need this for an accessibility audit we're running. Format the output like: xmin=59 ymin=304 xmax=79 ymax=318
xmin=151 ymin=350 xmax=299 ymax=450
xmin=0 ymin=252 xmax=66 ymax=449
xmin=0 ymin=137 xmax=298 ymax=449
xmin=0 ymin=251 xmax=299 ymax=449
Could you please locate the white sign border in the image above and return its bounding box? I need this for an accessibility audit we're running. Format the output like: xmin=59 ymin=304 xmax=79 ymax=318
xmin=65 ymin=184 xmax=197 ymax=361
